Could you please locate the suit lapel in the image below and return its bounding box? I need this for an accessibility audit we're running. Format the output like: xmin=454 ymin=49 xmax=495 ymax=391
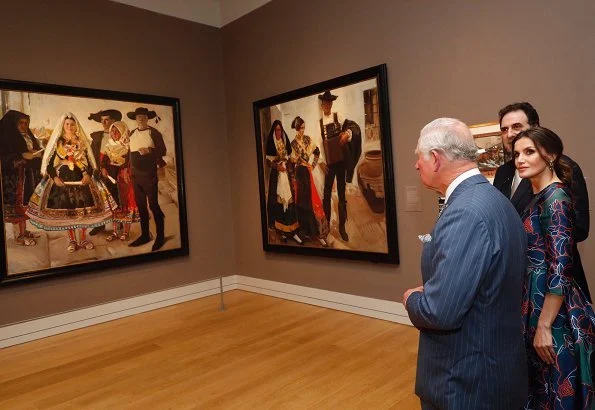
xmin=511 ymin=178 xmax=530 ymax=206
xmin=496 ymin=161 xmax=515 ymax=198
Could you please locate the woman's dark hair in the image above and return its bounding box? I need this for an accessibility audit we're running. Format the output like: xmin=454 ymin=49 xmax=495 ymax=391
xmin=291 ymin=116 xmax=304 ymax=130
xmin=512 ymin=126 xmax=572 ymax=186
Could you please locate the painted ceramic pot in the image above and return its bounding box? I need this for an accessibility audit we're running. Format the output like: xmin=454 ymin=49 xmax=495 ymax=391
xmin=357 ymin=150 xmax=385 ymax=213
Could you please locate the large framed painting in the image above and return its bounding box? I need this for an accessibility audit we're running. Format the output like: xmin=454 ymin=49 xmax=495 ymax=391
xmin=470 ymin=122 xmax=505 ymax=184
xmin=0 ymin=78 xmax=188 ymax=284
xmin=253 ymin=64 xmax=398 ymax=264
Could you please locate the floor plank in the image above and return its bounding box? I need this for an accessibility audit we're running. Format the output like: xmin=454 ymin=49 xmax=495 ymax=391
xmin=0 ymin=290 xmax=420 ymax=409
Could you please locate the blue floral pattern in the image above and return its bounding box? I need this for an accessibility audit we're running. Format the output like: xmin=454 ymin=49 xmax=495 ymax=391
xmin=521 ymin=183 xmax=594 ymax=409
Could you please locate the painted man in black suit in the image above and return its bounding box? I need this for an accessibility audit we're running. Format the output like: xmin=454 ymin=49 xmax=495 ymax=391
xmin=493 ymin=102 xmax=591 ymax=301
xmin=88 ymin=109 xmax=122 ymax=236
xmin=127 ymin=107 xmax=167 ymax=252
xmin=317 ymin=91 xmax=361 ymax=242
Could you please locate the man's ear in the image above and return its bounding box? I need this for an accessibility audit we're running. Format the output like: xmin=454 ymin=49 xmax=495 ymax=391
xmin=431 ymin=150 xmax=441 ymax=172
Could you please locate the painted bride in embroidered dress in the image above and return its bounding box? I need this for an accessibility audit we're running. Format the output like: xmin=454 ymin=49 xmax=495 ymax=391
xmin=26 ymin=112 xmax=117 ymax=252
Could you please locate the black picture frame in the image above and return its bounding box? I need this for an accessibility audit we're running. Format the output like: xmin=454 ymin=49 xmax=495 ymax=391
xmin=0 ymin=78 xmax=189 ymax=284
xmin=253 ymin=64 xmax=398 ymax=264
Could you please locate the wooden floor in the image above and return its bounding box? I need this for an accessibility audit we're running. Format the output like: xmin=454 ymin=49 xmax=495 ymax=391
xmin=0 ymin=290 xmax=420 ymax=409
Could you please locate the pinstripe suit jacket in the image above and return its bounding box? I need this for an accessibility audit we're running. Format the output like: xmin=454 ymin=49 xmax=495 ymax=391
xmin=407 ymin=174 xmax=528 ymax=410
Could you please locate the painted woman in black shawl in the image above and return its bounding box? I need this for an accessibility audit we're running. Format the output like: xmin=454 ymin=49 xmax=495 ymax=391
xmin=265 ymin=120 xmax=302 ymax=244
xmin=0 ymin=110 xmax=43 ymax=246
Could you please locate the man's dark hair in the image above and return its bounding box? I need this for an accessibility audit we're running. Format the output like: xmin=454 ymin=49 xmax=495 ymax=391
xmin=498 ymin=102 xmax=540 ymax=127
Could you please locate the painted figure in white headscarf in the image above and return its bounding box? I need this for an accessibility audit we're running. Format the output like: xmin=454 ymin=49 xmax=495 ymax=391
xmin=101 ymin=121 xmax=139 ymax=242
xmin=26 ymin=112 xmax=117 ymax=253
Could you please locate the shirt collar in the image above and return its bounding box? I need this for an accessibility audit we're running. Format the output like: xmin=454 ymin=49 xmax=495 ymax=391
xmin=445 ymin=168 xmax=481 ymax=203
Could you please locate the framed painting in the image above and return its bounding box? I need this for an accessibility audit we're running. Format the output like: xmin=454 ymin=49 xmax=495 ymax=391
xmin=253 ymin=64 xmax=398 ymax=264
xmin=470 ymin=122 xmax=505 ymax=183
xmin=0 ymin=78 xmax=188 ymax=284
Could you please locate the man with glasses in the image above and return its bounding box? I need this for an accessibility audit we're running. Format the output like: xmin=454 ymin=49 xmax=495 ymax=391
xmin=493 ymin=102 xmax=591 ymax=302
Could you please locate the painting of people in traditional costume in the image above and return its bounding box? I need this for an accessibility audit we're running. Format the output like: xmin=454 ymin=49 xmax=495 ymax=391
xmin=0 ymin=80 xmax=187 ymax=283
xmin=253 ymin=65 xmax=398 ymax=263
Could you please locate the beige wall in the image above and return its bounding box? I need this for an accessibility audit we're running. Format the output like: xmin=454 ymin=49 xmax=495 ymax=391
xmin=222 ymin=0 xmax=594 ymax=300
xmin=1 ymin=0 xmax=593 ymax=327
xmin=0 ymin=0 xmax=233 ymax=325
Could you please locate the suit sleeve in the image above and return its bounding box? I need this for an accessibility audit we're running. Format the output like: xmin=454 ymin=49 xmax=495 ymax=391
xmin=570 ymin=161 xmax=589 ymax=242
xmin=406 ymin=208 xmax=493 ymax=331
xmin=150 ymin=128 xmax=167 ymax=168
xmin=341 ymin=119 xmax=361 ymax=183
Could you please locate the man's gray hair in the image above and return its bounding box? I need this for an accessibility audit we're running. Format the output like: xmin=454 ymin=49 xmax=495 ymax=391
xmin=416 ymin=118 xmax=478 ymax=162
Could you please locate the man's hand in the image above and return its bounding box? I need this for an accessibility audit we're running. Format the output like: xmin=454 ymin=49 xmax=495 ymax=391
xmin=403 ymin=285 xmax=424 ymax=308
xmin=339 ymin=131 xmax=350 ymax=146
xmin=138 ymin=147 xmax=151 ymax=155
xmin=21 ymin=152 xmax=35 ymax=160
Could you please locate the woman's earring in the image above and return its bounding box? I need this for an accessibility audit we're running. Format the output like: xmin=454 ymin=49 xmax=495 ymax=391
xmin=548 ymin=161 xmax=554 ymax=171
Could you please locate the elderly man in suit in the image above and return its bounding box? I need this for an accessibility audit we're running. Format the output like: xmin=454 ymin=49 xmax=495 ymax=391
xmin=493 ymin=102 xmax=591 ymax=302
xmin=404 ymin=118 xmax=528 ymax=410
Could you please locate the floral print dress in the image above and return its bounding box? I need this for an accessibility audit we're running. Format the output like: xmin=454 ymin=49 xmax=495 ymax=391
xmin=521 ymin=182 xmax=594 ymax=409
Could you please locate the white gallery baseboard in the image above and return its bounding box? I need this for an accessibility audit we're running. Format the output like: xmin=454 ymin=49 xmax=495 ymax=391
xmin=235 ymin=276 xmax=412 ymax=326
xmin=0 ymin=275 xmax=411 ymax=349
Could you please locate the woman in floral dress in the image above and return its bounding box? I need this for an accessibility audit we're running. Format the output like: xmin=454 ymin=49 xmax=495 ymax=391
xmin=513 ymin=126 xmax=594 ymax=409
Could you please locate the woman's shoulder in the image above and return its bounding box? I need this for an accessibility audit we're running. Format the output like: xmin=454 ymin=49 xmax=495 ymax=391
xmin=543 ymin=182 xmax=571 ymax=203
xmin=536 ymin=183 xmax=573 ymax=218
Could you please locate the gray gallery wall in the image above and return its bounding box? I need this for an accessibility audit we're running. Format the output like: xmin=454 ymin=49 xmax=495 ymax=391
xmin=0 ymin=0 xmax=233 ymax=325
xmin=0 ymin=0 xmax=593 ymax=327
xmin=222 ymin=0 xmax=594 ymax=300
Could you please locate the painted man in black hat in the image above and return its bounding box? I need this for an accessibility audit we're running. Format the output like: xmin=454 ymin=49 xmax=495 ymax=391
xmin=317 ymin=90 xmax=361 ymax=242
xmin=127 ymin=107 xmax=167 ymax=251
xmin=88 ymin=109 xmax=122 ymax=236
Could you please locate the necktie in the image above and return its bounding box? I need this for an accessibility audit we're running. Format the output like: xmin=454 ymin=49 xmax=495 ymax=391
xmin=438 ymin=197 xmax=448 ymax=218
